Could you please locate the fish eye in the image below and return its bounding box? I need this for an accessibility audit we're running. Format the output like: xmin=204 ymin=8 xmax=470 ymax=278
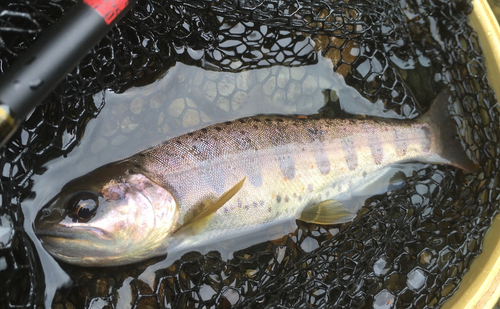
xmin=68 ymin=192 xmax=99 ymax=222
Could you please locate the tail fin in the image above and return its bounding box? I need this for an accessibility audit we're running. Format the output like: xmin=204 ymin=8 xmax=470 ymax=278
xmin=420 ymin=88 xmax=479 ymax=173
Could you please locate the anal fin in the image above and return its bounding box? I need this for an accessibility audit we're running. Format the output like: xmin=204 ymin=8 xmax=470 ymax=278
xmin=299 ymin=199 xmax=357 ymax=225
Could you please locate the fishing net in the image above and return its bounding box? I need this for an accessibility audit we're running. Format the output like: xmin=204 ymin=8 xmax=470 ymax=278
xmin=0 ymin=0 xmax=498 ymax=308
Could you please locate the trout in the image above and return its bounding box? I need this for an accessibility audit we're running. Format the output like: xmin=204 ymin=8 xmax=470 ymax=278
xmin=35 ymin=89 xmax=478 ymax=266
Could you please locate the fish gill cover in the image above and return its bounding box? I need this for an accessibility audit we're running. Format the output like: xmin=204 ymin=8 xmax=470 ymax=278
xmin=0 ymin=0 xmax=497 ymax=308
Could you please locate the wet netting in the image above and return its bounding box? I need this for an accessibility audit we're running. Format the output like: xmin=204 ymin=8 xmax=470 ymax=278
xmin=0 ymin=0 xmax=498 ymax=308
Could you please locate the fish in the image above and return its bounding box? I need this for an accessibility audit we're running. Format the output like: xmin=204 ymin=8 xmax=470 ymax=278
xmin=34 ymin=89 xmax=478 ymax=266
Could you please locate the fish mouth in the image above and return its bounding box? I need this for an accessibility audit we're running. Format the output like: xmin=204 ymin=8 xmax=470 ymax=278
xmin=35 ymin=225 xmax=113 ymax=241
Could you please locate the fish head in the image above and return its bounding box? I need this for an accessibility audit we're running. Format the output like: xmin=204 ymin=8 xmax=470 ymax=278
xmin=35 ymin=161 xmax=178 ymax=266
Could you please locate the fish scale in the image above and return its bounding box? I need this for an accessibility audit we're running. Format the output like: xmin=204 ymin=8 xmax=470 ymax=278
xmin=35 ymin=89 xmax=479 ymax=266
xmin=132 ymin=116 xmax=432 ymax=238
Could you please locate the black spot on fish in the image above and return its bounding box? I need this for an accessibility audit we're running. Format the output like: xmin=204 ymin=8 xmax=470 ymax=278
xmin=277 ymin=195 xmax=281 ymax=203
xmin=253 ymin=202 xmax=258 ymax=208
xmin=224 ymin=207 xmax=229 ymax=213
xmin=285 ymin=196 xmax=289 ymax=202
xmin=239 ymin=119 xmax=246 ymax=123
xmin=254 ymin=118 xmax=261 ymax=122
xmin=238 ymin=199 xmax=243 ymax=208
xmin=215 ymin=126 xmax=222 ymax=131
xmin=277 ymin=118 xmax=284 ymax=122
xmin=201 ymin=128 xmax=208 ymax=133
xmin=307 ymin=128 xmax=322 ymax=136
xmin=253 ymin=125 xmax=259 ymax=130
xmin=224 ymin=121 xmax=232 ymax=125
xmin=308 ymin=184 xmax=314 ymax=193
xmin=245 ymin=205 xmax=250 ymax=210
xmin=187 ymin=132 xmax=194 ymax=136
xmin=176 ymin=140 xmax=182 ymax=145
xmin=265 ymin=118 xmax=272 ymax=122
xmin=268 ymin=207 xmax=272 ymax=212
xmin=240 ymin=130 xmax=246 ymax=135
xmin=260 ymin=200 xmax=264 ymax=206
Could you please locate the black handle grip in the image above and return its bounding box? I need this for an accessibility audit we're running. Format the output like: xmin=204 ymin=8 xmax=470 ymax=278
xmin=0 ymin=0 xmax=136 ymax=147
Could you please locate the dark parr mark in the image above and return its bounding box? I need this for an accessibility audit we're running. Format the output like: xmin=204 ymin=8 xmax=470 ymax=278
xmin=314 ymin=146 xmax=330 ymax=175
xmin=207 ymin=167 xmax=226 ymax=195
xmin=235 ymin=130 xmax=263 ymax=187
xmin=394 ymin=129 xmax=407 ymax=157
xmin=306 ymin=128 xmax=330 ymax=175
xmin=190 ymin=139 xmax=226 ymax=194
xmin=277 ymin=154 xmax=295 ymax=179
xmin=421 ymin=125 xmax=432 ymax=153
xmin=341 ymin=136 xmax=358 ymax=170
xmin=368 ymin=133 xmax=384 ymax=165
xmin=271 ymin=127 xmax=295 ymax=180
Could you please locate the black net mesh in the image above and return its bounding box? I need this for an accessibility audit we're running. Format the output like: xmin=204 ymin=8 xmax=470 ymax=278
xmin=0 ymin=0 xmax=498 ymax=308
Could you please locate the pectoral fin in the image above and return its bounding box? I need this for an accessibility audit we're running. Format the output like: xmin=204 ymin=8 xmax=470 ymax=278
xmin=299 ymin=199 xmax=356 ymax=225
xmin=174 ymin=177 xmax=246 ymax=236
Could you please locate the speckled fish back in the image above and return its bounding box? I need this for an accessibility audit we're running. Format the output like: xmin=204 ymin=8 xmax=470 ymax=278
xmin=131 ymin=115 xmax=434 ymax=233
